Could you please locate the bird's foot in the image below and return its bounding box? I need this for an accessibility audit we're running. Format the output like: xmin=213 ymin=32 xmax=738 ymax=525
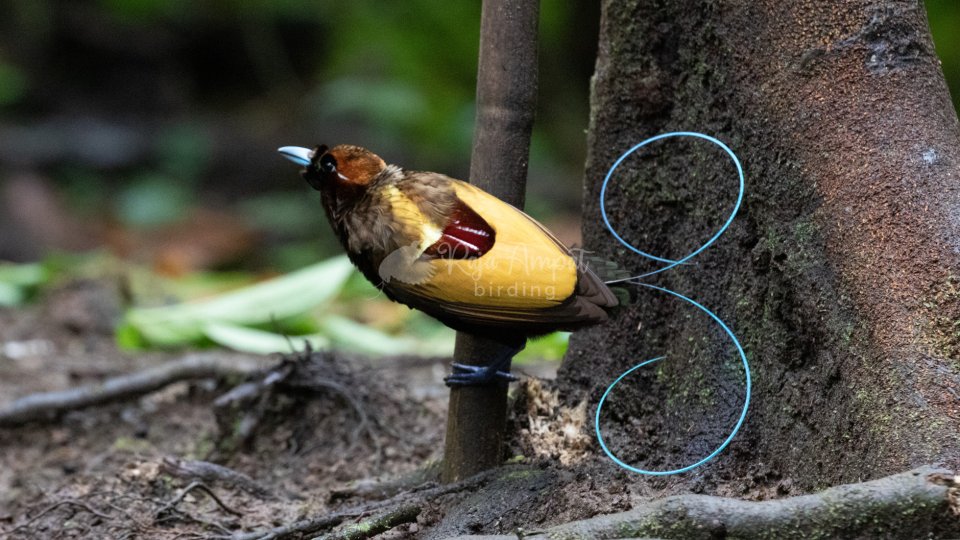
xmin=444 ymin=362 xmax=518 ymax=387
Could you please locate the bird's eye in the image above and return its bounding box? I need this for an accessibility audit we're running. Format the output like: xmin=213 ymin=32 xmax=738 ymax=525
xmin=320 ymin=154 xmax=337 ymax=174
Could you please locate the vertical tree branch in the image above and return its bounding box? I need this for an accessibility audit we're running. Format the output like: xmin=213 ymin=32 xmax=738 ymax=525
xmin=442 ymin=0 xmax=540 ymax=483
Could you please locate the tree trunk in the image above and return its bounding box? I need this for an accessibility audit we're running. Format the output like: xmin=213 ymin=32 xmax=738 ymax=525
xmin=565 ymin=0 xmax=960 ymax=492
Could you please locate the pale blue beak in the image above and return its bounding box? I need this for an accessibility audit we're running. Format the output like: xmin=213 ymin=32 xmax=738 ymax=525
xmin=278 ymin=146 xmax=313 ymax=167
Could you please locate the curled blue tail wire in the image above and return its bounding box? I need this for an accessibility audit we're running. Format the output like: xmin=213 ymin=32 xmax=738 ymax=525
xmin=594 ymin=284 xmax=751 ymax=475
xmin=600 ymin=132 xmax=745 ymax=281
xmin=594 ymin=131 xmax=750 ymax=475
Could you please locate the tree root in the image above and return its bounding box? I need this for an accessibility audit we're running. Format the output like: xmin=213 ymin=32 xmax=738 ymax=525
xmin=230 ymin=510 xmax=349 ymax=540
xmin=229 ymin=464 xmax=504 ymax=540
xmin=315 ymin=505 xmax=420 ymax=540
xmin=447 ymin=466 xmax=960 ymax=539
xmin=225 ymin=504 xmax=420 ymax=540
xmin=160 ymin=457 xmax=274 ymax=499
xmin=155 ymin=481 xmax=243 ymax=518
xmin=0 ymin=353 xmax=269 ymax=426
xmin=328 ymin=460 xmax=442 ymax=503
xmin=1 ymin=499 xmax=114 ymax=537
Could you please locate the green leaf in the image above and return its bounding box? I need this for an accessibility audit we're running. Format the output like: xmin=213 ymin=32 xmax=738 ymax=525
xmin=0 ymin=262 xmax=49 ymax=306
xmin=0 ymin=282 xmax=25 ymax=307
xmin=515 ymin=332 xmax=570 ymax=364
xmin=0 ymin=61 xmax=27 ymax=106
xmin=320 ymin=315 xmax=454 ymax=356
xmin=115 ymin=321 xmax=147 ymax=350
xmin=203 ymin=322 xmax=329 ymax=355
xmin=0 ymin=262 xmax=48 ymax=288
xmin=122 ymin=256 xmax=354 ymax=347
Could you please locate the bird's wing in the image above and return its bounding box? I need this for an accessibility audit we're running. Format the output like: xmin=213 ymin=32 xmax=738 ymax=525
xmin=385 ymin=180 xmax=616 ymax=330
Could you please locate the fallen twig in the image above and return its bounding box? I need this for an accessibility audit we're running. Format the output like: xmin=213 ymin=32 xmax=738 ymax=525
xmin=230 ymin=512 xmax=350 ymax=540
xmin=280 ymin=376 xmax=380 ymax=460
xmin=213 ymin=352 xmax=382 ymax=465
xmin=316 ymin=505 xmax=420 ymax=540
xmin=161 ymin=457 xmax=274 ymax=499
xmin=329 ymin=461 xmax=442 ymax=503
xmin=213 ymin=360 xmax=295 ymax=451
xmin=1 ymin=499 xmax=113 ymax=537
xmin=156 ymin=481 xmax=243 ymax=519
xmin=0 ymin=353 xmax=269 ymax=426
xmin=446 ymin=466 xmax=960 ymax=539
xmin=229 ymin=505 xmax=421 ymax=540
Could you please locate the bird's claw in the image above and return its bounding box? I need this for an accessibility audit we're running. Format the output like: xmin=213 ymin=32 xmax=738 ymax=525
xmin=444 ymin=362 xmax=518 ymax=387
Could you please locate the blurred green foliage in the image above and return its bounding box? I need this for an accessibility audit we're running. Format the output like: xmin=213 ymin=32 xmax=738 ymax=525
xmin=117 ymin=173 xmax=192 ymax=226
xmin=0 ymin=262 xmax=48 ymax=306
xmin=1 ymin=0 xmax=597 ymax=269
xmin=0 ymin=60 xmax=27 ymax=106
xmin=927 ymin=0 xmax=960 ymax=113
xmin=3 ymin=0 xmax=960 ymax=365
xmin=314 ymin=2 xmax=481 ymax=165
xmin=2 ymin=0 xmax=589 ymax=171
xmin=8 ymin=0 xmax=954 ymax=263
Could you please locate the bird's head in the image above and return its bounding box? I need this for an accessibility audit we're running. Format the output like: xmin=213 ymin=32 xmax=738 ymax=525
xmin=278 ymin=144 xmax=387 ymax=192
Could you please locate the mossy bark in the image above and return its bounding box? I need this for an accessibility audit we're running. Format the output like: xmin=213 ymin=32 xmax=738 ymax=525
xmin=565 ymin=0 xmax=960 ymax=492
xmin=446 ymin=467 xmax=959 ymax=540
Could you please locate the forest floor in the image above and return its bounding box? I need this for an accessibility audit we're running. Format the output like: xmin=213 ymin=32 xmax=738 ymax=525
xmin=2 ymin=279 xmax=958 ymax=540
xmin=0 ymin=277 xmax=647 ymax=539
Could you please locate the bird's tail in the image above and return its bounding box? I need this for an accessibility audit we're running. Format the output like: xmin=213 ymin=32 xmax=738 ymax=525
xmin=570 ymin=248 xmax=638 ymax=307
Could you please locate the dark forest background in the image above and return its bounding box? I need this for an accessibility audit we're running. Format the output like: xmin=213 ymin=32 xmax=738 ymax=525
xmin=0 ymin=0 xmax=602 ymax=274
xmin=0 ymin=1 xmax=956 ymax=269
xmin=0 ymin=0 xmax=957 ymax=340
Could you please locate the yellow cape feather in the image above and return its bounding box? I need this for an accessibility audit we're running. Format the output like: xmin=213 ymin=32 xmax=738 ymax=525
xmin=389 ymin=180 xmax=578 ymax=311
